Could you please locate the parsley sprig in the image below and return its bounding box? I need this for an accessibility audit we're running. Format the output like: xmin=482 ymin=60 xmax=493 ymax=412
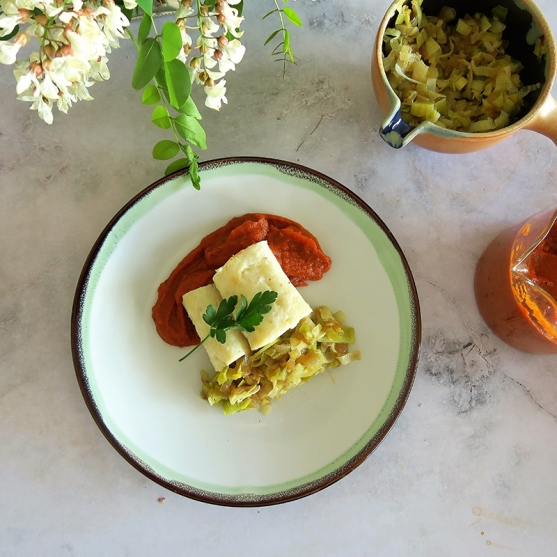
xmin=179 ymin=290 xmax=278 ymax=362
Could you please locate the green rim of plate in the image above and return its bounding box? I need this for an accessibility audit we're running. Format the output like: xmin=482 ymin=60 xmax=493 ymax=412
xmin=71 ymin=157 xmax=421 ymax=507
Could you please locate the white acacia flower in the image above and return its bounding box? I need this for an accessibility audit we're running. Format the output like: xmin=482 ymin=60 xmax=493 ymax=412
xmin=0 ymin=13 xmax=22 ymax=37
xmin=31 ymin=96 xmax=53 ymax=124
xmin=68 ymin=81 xmax=93 ymax=101
xmin=56 ymin=93 xmax=74 ymax=113
xmin=198 ymin=34 xmax=217 ymax=49
xmin=123 ymin=0 xmax=137 ymax=9
xmin=200 ymin=15 xmax=219 ymax=36
xmin=51 ymin=56 xmax=91 ymax=85
xmin=43 ymin=3 xmax=64 ymax=18
xmin=59 ymin=11 xmax=78 ymax=24
xmin=25 ymin=20 xmax=46 ymax=39
xmin=180 ymin=27 xmax=192 ymax=47
xmin=39 ymin=73 xmax=60 ymax=100
xmin=0 ymin=39 xmax=21 ymax=64
xmin=1 ymin=0 xmax=19 ymax=16
xmin=217 ymin=57 xmax=234 ymax=73
xmin=197 ymin=34 xmax=217 ymax=69
xmin=189 ymin=65 xmax=199 ymax=84
xmin=193 ymin=66 xmax=223 ymax=85
xmin=217 ymin=38 xmax=245 ymax=72
xmin=206 ymin=68 xmax=223 ymax=80
xmin=96 ymin=3 xmax=130 ymax=47
xmin=219 ymin=2 xmax=244 ymax=38
xmin=203 ymin=50 xmax=217 ymax=69
xmin=204 ymin=78 xmax=227 ymax=110
xmin=221 ymin=39 xmax=245 ymax=64
xmin=89 ymin=56 xmax=110 ymax=81
xmin=15 ymin=68 xmax=39 ymax=95
xmin=66 ymin=17 xmax=107 ymax=59
xmin=0 ymin=31 xmax=25 ymax=64
xmin=175 ymin=3 xmax=193 ymax=19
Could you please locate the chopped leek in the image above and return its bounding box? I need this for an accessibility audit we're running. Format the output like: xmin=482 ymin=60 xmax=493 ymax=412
xmin=383 ymin=0 xmax=541 ymax=132
xmin=199 ymin=306 xmax=360 ymax=414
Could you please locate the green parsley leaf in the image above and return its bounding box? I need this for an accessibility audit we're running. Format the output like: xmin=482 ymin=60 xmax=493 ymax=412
xmin=179 ymin=290 xmax=278 ymax=362
xmin=235 ymin=291 xmax=278 ymax=332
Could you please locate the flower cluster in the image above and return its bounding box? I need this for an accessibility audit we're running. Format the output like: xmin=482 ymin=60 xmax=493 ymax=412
xmin=0 ymin=0 xmax=136 ymax=124
xmin=0 ymin=0 xmax=295 ymax=191
xmin=0 ymin=0 xmax=246 ymax=124
xmin=176 ymin=0 xmax=245 ymax=110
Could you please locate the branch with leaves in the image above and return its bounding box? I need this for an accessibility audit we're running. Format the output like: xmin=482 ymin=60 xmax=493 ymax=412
xmin=128 ymin=2 xmax=207 ymax=188
xmin=263 ymin=0 xmax=302 ymax=73
xmin=0 ymin=0 xmax=302 ymax=190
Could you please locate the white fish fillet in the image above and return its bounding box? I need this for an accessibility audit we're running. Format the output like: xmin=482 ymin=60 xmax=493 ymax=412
xmin=182 ymin=284 xmax=251 ymax=372
xmin=213 ymin=241 xmax=312 ymax=350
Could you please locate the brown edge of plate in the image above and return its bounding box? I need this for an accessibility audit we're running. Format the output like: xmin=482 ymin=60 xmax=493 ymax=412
xmin=71 ymin=156 xmax=422 ymax=508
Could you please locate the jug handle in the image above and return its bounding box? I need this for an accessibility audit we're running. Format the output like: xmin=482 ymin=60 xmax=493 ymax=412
xmin=524 ymin=94 xmax=557 ymax=146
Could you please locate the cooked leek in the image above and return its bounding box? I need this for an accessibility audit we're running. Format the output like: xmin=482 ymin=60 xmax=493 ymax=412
xmin=200 ymin=306 xmax=360 ymax=414
xmin=383 ymin=0 xmax=542 ymax=132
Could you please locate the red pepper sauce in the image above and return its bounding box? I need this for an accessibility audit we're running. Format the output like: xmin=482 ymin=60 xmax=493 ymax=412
xmin=152 ymin=213 xmax=332 ymax=347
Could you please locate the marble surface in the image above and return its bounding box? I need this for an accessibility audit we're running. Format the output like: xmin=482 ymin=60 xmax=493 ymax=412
xmin=2 ymin=0 xmax=557 ymax=555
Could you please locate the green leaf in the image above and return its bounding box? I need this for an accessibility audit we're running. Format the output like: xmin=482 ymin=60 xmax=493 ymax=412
xmin=283 ymin=7 xmax=302 ymax=26
xmin=264 ymin=29 xmax=281 ymax=46
xmin=154 ymin=66 xmax=170 ymax=103
xmin=132 ymin=38 xmax=162 ymax=90
xmin=136 ymin=0 xmax=153 ymax=16
xmin=283 ymin=29 xmax=290 ymax=52
xmin=235 ymin=0 xmax=244 ymax=16
xmin=176 ymin=96 xmax=202 ymax=119
xmin=181 ymin=291 xmax=277 ymax=361
xmin=173 ymin=114 xmax=207 ymax=149
xmin=151 ymin=105 xmax=171 ymax=129
xmin=217 ymin=296 xmax=238 ymax=322
xmin=161 ymin=21 xmax=182 ymax=62
xmin=164 ymin=158 xmax=190 ymax=176
xmin=155 ymin=66 xmax=167 ymax=90
xmin=236 ymin=291 xmax=278 ymax=332
xmin=165 ymin=59 xmax=191 ymax=110
xmin=189 ymin=158 xmax=200 ymax=190
xmin=204 ymin=295 xmax=237 ymax=329
xmin=271 ymin=42 xmax=285 ymax=56
xmin=203 ymin=303 xmax=217 ymax=324
xmin=234 ymin=295 xmax=249 ymax=321
xmin=138 ymin=13 xmax=152 ymax=45
xmin=262 ymin=9 xmax=277 ymax=20
xmin=152 ymin=140 xmax=179 ymax=160
xmin=141 ymin=84 xmax=160 ymax=105
xmin=181 ymin=145 xmax=200 ymax=189
xmin=213 ymin=329 xmax=225 ymax=344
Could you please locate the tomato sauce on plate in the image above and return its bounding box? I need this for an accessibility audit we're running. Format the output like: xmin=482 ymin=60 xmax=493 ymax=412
xmin=152 ymin=213 xmax=332 ymax=347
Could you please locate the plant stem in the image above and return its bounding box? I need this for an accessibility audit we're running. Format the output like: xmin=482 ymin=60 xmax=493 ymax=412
xmin=127 ymin=22 xmax=190 ymax=156
xmin=272 ymin=0 xmax=289 ymax=75
xmin=179 ymin=334 xmax=210 ymax=362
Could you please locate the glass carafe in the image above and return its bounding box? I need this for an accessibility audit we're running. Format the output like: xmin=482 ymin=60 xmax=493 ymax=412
xmin=475 ymin=206 xmax=557 ymax=354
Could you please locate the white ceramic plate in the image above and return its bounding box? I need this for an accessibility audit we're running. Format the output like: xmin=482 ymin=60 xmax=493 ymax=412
xmin=72 ymin=158 xmax=420 ymax=506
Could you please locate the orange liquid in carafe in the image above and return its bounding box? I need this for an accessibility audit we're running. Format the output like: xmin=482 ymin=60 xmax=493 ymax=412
xmin=528 ymin=227 xmax=557 ymax=302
